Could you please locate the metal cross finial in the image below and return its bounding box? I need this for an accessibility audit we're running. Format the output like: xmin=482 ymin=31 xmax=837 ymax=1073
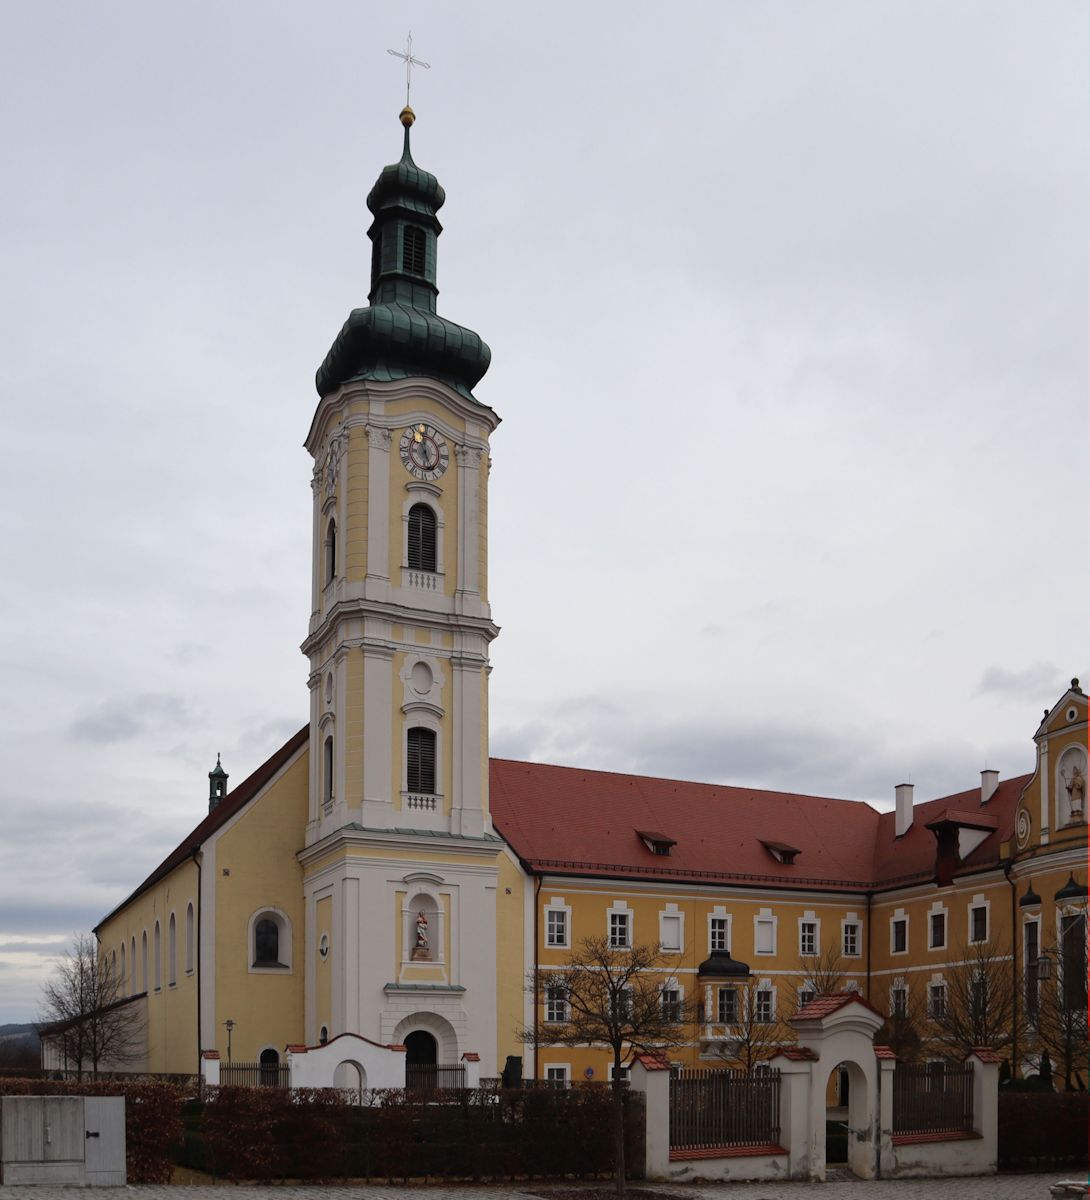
xmin=387 ymin=32 xmax=430 ymax=107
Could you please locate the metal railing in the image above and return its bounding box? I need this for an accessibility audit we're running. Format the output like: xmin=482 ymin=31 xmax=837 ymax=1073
xmin=892 ymin=1061 xmax=973 ymax=1136
xmin=669 ymin=1067 xmax=781 ymax=1151
xmin=220 ymin=1060 xmax=290 ymax=1088
xmin=405 ymin=1063 xmax=466 ymax=1093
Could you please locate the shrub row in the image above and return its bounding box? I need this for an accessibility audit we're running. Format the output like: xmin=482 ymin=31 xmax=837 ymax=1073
xmin=997 ymin=1090 xmax=1089 ymax=1169
xmin=196 ymin=1084 xmax=644 ymax=1182
xmin=0 ymin=1077 xmax=184 ymax=1182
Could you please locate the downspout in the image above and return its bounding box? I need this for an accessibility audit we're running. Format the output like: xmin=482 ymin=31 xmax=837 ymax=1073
xmin=192 ymin=847 xmax=202 ymax=1077
xmin=865 ymin=890 xmax=873 ymax=1002
xmin=1004 ymin=859 xmax=1017 ymax=1075
xmin=533 ymin=874 xmax=542 ymax=1081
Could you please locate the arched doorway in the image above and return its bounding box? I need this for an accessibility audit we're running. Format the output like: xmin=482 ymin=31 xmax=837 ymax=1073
xmin=820 ymin=1059 xmax=870 ymax=1179
xmin=333 ymin=1059 xmax=366 ymax=1103
xmin=404 ymin=1030 xmax=438 ymax=1092
xmin=824 ymin=1062 xmax=851 ymax=1170
xmin=259 ymin=1047 xmax=281 ymax=1087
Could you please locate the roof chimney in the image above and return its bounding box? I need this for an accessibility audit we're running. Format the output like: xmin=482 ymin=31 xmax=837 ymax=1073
xmin=981 ymin=769 xmax=999 ymax=805
xmin=895 ymin=783 xmax=914 ymax=837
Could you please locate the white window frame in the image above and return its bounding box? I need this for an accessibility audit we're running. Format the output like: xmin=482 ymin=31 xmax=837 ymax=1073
xmin=659 ymin=904 xmax=684 ymax=953
xmin=927 ymin=902 xmax=948 ymax=951
xmin=716 ymin=985 xmax=739 ymax=1025
xmin=153 ymin=920 xmax=161 ymax=991
xmin=754 ymin=909 xmax=777 ymax=956
xmin=185 ymin=902 xmax=195 ymax=974
xmin=842 ymin=917 xmax=861 ymax=958
xmin=928 ymin=978 xmax=947 ymax=1019
xmin=799 ymin=912 xmax=820 ymax=957
xmin=401 ymin=713 xmax=443 ymax=804
xmin=545 ymin=898 xmax=571 ymax=949
xmin=544 ymin=1064 xmax=570 ymax=1087
xmin=607 ymin=901 xmax=632 ymax=949
xmin=248 ymin=907 xmax=294 ymax=974
xmin=890 ymin=978 xmax=908 ymax=1017
xmin=167 ymin=912 xmax=177 ymax=987
xmin=544 ymin=984 xmax=569 ymax=1024
xmin=1023 ymin=914 xmax=1042 ymax=1021
xmin=660 ymin=982 xmax=684 ymax=1023
xmin=754 ymin=984 xmax=776 ymax=1024
xmin=708 ymin=908 xmax=731 ymax=952
xmin=797 ymin=984 xmax=816 ymax=1011
xmin=401 ymin=491 xmax=446 ymax=579
xmin=608 ymin=1062 xmax=631 ymax=1083
xmin=968 ymin=896 xmax=990 ymax=945
xmin=890 ymin=909 xmax=909 ymax=956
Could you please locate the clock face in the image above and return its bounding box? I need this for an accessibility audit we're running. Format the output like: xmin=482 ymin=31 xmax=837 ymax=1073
xmin=399 ymin=423 xmax=449 ymax=481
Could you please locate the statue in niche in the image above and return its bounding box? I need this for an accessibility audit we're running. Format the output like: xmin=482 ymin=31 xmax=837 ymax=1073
xmin=411 ymin=910 xmax=431 ymax=960
xmin=1062 ymin=759 xmax=1086 ymax=821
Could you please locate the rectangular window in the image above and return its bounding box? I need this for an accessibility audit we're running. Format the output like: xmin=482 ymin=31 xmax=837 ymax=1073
xmin=546 ymin=909 xmax=568 ymax=948
xmin=798 ymin=988 xmax=816 ymax=1011
xmin=892 ymin=919 xmax=907 ymax=954
xmin=843 ymin=922 xmax=860 ymax=957
xmin=755 ymin=918 xmax=775 ymax=955
xmin=1061 ymin=913 xmax=1088 ymax=1012
xmin=1024 ymin=921 xmax=1039 ymax=1018
xmin=970 ymin=905 xmax=988 ymax=944
xmin=971 ymin=976 xmax=987 ymax=1019
xmin=661 ymin=987 xmax=682 ymax=1023
xmin=755 ymin=989 xmax=774 ymax=1023
xmin=609 ymin=911 xmax=630 ymax=948
xmin=891 ymin=986 xmax=907 ymax=1017
xmin=545 ymin=1065 xmax=569 ymax=1088
xmin=660 ymin=913 xmax=682 ymax=952
xmin=709 ymin=916 xmax=729 ymax=951
xmin=800 ymin=920 xmax=817 ymax=957
xmin=717 ymin=986 xmax=738 ymax=1024
xmin=928 ymin=984 xmax=946 ymax=1018
xmin=545 ymin=985 xmax=568 ymax=1024
xmin=609 ymin=1064 xmax=630 ymax=1083
xmin=930 ymin=912 xmax=946 ymax=949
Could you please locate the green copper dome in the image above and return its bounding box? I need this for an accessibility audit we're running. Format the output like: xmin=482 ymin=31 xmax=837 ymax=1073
xmin=315 ymin=111 xmax=491 ymax=400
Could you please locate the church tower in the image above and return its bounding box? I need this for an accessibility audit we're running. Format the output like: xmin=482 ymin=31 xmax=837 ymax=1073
xmin=298 ymin=108 xmax=501 ymax=1068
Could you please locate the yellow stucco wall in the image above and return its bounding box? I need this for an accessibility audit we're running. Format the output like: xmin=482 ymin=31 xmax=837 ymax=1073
xmin=344 ymin=423 xmax=369 ymax=581
xmin=97 ymin=858 xmax=199 ymax=1074
xmin=212 ymin=748 xmax=308 ymax=1063
xmin=495 ymin=852 xmax=527 ymax=1068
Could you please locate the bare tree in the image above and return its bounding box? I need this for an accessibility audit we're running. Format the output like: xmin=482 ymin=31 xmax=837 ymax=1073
xmin=522 ymin=937 xmax=694 ymax=1198
xmin=38 ymin=934 xmax=142 ymax=1080
xmin=927 ymin=939 xmax=1028 ymax=1060
xmin=708 ymin=976 xmax=794 ymax=1074
xmin=875 ymin=980 xmax=930 ymax=1061
xmin=1029 ymin=935 xmax=1089 ymax=1091
xmin=793 ymin=943 xmax=847 ymax=1001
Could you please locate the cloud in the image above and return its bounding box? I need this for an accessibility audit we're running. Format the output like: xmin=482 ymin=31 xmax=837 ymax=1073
xmin=976 ymin=664 xmax=1063 ymax=702
xmin=68 ymin=693 xmax=194 ymax=743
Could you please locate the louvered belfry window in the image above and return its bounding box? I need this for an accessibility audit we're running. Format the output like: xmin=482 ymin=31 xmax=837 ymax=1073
xmin=407 ymin=727 xmax=437 ymax=794
xmin=407 ymin=503 xmax=437 ymax=571
xmin=402 ymin=226 xmax=426 ymax=275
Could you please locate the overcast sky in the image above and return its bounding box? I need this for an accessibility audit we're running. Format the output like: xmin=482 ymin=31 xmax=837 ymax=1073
xmin=0 ymin=1 xmax=1085 ymax=1023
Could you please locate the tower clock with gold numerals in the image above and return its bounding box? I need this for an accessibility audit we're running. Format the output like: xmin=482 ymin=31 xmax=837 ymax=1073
xmin=399 ymin=423 xmax=450 ymax=481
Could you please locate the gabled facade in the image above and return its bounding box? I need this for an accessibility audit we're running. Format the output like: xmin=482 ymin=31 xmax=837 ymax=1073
xmin=89 ymin=110 xmax=1087 ymax=1086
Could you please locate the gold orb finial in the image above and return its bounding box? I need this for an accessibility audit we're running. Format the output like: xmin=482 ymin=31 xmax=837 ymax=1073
xmin=400 ymin=105 xmax=416 ymax=128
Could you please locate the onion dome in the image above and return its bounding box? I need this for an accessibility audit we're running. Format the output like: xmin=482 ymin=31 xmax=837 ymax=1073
xmin=315 ymin=108 xmax=491 ymax=400
xmin=1053 ymin=874 xmax=1088 ymax=903
xmin=697 ymin=950 xmax=751 ymax=979
xmin=1018 ymin=882 xmax=1041 ymax=909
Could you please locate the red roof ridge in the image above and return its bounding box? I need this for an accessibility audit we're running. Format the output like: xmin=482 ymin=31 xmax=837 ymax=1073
xmin=792 ymin=990 xmax=885 ymax=1023
xmin=95 ymin=724 xmax=309 ymax=931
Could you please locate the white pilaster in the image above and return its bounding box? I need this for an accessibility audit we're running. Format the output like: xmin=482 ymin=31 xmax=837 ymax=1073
xmin=361 ymin=642 xmax=394 ymax=823
xmin=364 ymin=423 xmax=392 ymax=591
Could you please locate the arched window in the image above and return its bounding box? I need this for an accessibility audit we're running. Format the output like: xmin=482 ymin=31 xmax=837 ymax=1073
xmin=255 ymin=918 xmax=280 ymax=966
xmin=141 ymin=930 xmax=148 ymax=992
xmin=168 ymin=913 xmax=177 ymax=986
xmin=407 ymin=504 xmax=437 ymax=572
xmin=119 ymin=942 xmax=127 ymax=996
xmin=130 ymin=936 xmax=137 ymax=993
xmin=323 ymin=735 xmax=334 ymax=805
xmin=153 ymin=921 xmax=161 ymax=990
xmin=407 ymin=727 xmax=437 ymax=794
xmin=325 ymin=519 xmax=337 ymax=584
xmin=186 ymin=903 xmax=195 ymax=974
xmin=402 ymin=225 xmax=426 ymax=276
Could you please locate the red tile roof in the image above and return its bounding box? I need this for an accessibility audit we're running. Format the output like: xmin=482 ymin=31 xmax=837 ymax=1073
xmin=792 ymin=991 xmax=886 ymax=1023
xmin=95 ymin=725 xmax=309 ymax=930
xmin=490 ymin=759 xmax=1031 ymax=893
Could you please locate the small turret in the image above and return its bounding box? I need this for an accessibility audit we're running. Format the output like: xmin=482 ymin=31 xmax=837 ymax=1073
xmin=208 ymin=754 xmax=228 ymax=813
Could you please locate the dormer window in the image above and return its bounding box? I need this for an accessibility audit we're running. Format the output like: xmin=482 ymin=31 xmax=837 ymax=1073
xmin=636 ymin=830 xmax=675 ymax=856
xmin=402 ymin=226 xmax=426 ymax=275
xmin=760 ymin=840 xmax=800 ymax=865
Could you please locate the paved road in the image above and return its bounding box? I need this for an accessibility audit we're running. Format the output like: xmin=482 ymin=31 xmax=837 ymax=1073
xmin=1 ymin=1177 xmax=1084 ymax=1199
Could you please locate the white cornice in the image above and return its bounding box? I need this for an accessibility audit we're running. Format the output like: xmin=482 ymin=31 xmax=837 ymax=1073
xmin=298 ymin=826 xmax=504 ymax=870
xmin=301 ymin=598 xmax=499 ymax=658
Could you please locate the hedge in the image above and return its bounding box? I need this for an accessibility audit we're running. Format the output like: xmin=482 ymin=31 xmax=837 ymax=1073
xmin=199 ymin=1084 xmax=645 ymax=1182
xmin=997 ymin=1090 xmax=1089 ymax=1170
xmin=0 ymin=1077 xmax=184 ymax=1182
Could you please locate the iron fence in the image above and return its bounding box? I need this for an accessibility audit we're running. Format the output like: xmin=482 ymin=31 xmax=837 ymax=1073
xmin=892 ymin=1061 xmax=973 ymax=1136
xmin=220 ymin=1060 xmax=290 ymax=1088
xmin=405 ymin=1063 xmax=466 ymax=1093
xmin=669 ymin=1067 xmax=781 ymax=1151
